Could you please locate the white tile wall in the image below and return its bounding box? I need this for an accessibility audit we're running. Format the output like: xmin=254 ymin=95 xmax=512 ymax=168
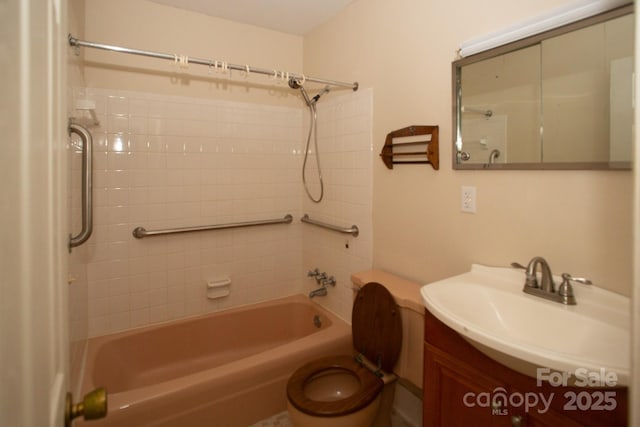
xmin=301 ymin=89 xmax=374 ymax=320
xmin=73 ymin=87 xmax=372 ymax=336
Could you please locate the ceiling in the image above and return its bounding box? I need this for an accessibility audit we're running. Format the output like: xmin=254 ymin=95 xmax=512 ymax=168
xmin=149 ymin=0 xmax=355 ymax=35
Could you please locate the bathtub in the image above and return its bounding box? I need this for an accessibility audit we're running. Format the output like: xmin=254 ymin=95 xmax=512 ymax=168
xmin=78 ymin=294 xmax=352 ymax=427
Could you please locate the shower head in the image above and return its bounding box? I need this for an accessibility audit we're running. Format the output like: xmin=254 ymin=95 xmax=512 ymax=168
xmin=311 ymin=86 xmax=330 ymax=104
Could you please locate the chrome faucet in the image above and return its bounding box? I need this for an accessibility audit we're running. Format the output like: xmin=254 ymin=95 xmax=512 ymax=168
xmin=525 ymin=256 xmax=555 ymax=292
xmin=309 ymin=287 xmax=328 ymax=298
xmin=306 ymin=268 xmax=336 ymax=298
xmin=488 ymin=149 xmax=501 ymax=164
xmin=513 ymin=257 xmax=592 ymax=305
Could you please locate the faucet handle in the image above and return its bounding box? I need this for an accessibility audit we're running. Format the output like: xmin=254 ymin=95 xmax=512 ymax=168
xmin=307 ymin=268 xmax=320 ymax=277
xmin=558 ymin=273 xmax=591 ymax=305
xmin=559 ymin=273 xmax=574 ymax=295
xmin=315 ymin=272 xmax=328 ymax=284
xmin=558 ymin=273 xmax=579 ymax=305
xmin=510 ymin=262 xmax=527 ymax=270
xmin=322 ymin=276 xmax=336 ymax=287
xmin=560 ymin=273 xmax=592 ymax=285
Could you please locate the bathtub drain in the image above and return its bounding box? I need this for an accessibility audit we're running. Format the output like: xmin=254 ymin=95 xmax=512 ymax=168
xmin=313 ymin=315 xmax=322 ymax=328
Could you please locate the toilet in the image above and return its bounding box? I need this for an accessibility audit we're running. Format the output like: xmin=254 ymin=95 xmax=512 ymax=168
xmin=287 ymin=275 xmax=424 ymax=427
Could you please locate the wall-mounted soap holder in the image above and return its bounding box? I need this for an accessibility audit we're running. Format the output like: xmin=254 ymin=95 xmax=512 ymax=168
xmin=72 ymin=99 xmax=100 ymax=127
xmin=206 ymin=276 xmax=231 ymax=299
xmin=380 ymin=125 xmax=439 ymax=170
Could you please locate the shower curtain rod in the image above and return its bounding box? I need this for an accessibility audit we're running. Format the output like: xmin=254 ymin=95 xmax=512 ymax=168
xmin=68 ymin=35 xmax=359 ymax=91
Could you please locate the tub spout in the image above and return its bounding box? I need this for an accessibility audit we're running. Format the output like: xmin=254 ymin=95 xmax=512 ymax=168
xmin=309 ymin=287 xmax=328 ymax=298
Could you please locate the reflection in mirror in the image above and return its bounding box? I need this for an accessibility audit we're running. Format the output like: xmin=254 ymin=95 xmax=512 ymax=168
xmin=453 ymin=5 xmax=633 ymax=170
xmin=460 ymin=45 xmax=541 ymax=164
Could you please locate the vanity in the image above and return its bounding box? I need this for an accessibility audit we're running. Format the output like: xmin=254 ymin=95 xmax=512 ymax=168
xmin=424 ymin=2 xmax=633 ymax=424
xmin=422 ymin=310 xmax=628 ymax=426
xmin=420 ymin=264 xmax=629 ymax=427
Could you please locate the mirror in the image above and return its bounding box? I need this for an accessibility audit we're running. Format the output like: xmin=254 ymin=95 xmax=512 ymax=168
xmin=453 ymin=5 xmax=634 ymax=170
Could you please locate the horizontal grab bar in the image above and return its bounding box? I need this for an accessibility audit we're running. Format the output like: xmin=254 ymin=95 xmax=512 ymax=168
xmin=301 ymin=214 xmax=359 ymax=237
xmin=132 ymin=214 xmax=293 ymax=239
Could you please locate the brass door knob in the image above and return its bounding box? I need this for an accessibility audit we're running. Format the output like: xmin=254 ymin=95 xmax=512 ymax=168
xmin=65 ymin=387 xmax=107 ymax=427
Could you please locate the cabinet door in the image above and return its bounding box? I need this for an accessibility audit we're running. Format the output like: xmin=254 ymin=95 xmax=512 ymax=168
xmin=424 ymin=343 xmax=512 ymax=427
xmin=523 ymin=410 xmax=584 ymax=427
xmin=423 ymin=310 xmax=628 ymax=427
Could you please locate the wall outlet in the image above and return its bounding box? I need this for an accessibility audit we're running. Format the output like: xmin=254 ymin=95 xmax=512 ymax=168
xmin=461 ymin=186 xmax=476 ymax=213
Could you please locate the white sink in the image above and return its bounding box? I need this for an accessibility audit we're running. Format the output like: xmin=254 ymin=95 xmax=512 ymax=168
xmin=420 ymin=264 xmax=630 ymax=386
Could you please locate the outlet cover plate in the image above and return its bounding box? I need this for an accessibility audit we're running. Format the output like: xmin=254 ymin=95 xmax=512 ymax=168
xmin=461 ymin=186 xmax=476 ymax=213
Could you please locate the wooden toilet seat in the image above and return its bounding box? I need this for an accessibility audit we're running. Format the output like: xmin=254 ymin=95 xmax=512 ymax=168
xmin=286 ymin=355 xmax=383 ymax=416
xmin=351 ymin=282 xmax=402 ymax=372
xmin=287 ymin=282 xmax=402 ymax=417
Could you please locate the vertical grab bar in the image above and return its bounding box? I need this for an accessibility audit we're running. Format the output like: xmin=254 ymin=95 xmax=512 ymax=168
xmin=68 ymin=123 xmax=93 ymax=251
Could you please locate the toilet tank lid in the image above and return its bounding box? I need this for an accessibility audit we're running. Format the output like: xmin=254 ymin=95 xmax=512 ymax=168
xmin=351 ymin=270 xmax=424 ymax=314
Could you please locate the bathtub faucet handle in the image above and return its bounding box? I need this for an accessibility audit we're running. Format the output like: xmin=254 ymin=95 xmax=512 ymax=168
xmin=315 ymin=272 xmax=327 ymax=284
xmin=322 ymin=276 xmax=336 ymax=287
xmin=307 ymin=268 xmax=320 ymax=278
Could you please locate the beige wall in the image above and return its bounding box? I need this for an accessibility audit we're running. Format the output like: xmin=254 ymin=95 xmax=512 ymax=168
xmin=82 ymin=0 xmax=303 ymax=107
xmin=68 ymin=0 xmax=85 ymax=89
xmin=304 ymin=0 xmax=633 ymax=295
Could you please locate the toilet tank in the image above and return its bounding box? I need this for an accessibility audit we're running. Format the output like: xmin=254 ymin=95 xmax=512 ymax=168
xmin=351 ymin=270 xmax=424 ymax=392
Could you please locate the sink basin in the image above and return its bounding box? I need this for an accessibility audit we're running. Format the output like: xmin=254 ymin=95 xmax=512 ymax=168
xmin=420 ymin=264 xmax=630 ymax=386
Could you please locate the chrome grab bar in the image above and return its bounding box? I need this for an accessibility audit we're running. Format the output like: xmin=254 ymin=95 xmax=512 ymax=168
xmin=68 ymin=123 xmax=93 ymax=251
xmin=301 ymin=214 xmax=359 ymax=237
xmin=132 ymin=214 xmax=293 ymax=239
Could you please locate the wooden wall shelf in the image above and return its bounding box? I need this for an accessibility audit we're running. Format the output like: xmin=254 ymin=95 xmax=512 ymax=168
xmin=380 ymin=125 xmax=439 ymax=170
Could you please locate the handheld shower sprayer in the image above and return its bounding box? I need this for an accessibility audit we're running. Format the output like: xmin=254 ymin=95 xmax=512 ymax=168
xmin=311 ymin=86 xmax=330 ymax=104
xmin=288 ymin=78 xmax=330 ymax=203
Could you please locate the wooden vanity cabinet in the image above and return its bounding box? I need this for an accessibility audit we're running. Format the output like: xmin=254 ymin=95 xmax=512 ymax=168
xmin=423 ymin=310 xmax=628 ymax=427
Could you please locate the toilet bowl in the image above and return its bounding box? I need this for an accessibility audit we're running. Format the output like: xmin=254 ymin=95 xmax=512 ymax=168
xmin=287 ymin=355 xmax=385 ymax=427
xmin=286 ymin=281 xmax=403 ymax=427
